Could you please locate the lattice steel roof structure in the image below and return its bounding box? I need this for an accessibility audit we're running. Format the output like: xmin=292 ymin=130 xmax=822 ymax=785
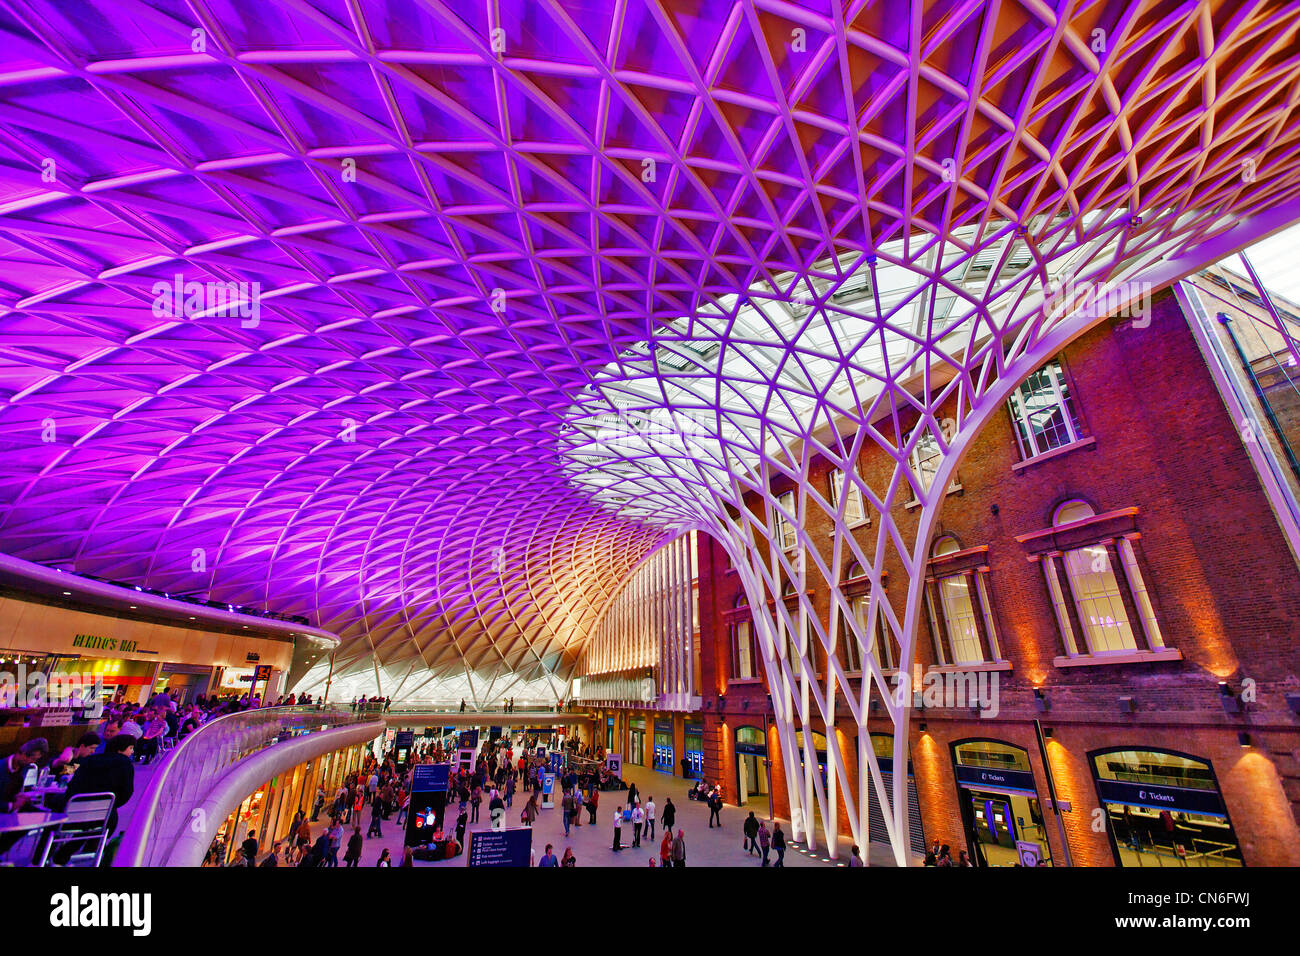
xmin=0 ymin=0 xmax=1298 ymax=726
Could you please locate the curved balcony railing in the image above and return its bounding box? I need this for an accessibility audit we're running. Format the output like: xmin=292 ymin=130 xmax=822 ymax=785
xmin=116 ymin=705 xmax=377 ymax=868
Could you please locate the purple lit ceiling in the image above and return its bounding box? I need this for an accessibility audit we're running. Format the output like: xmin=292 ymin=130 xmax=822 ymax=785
xmin=0 ymin=0 xmax=1296 ymax=701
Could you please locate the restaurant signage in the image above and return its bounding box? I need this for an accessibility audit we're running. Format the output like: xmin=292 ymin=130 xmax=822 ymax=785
xmin=72 ymin=633 xmax=149 ymax=655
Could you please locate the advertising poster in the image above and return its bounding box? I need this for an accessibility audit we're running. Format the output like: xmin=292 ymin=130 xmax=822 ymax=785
xmin=405 ymin=763 xmax=451 ymax=848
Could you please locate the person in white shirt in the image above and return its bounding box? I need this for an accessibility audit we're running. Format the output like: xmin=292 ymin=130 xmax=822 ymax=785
xmin=611 ymin=803 xmax=624 ymax=851
xmin=645 ymin=796 xmax=656 ymax=839
xmin=631 ymin=802 xmax=645 ymax=847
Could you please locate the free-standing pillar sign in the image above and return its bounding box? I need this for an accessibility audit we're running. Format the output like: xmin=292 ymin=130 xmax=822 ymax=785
xmin=405 ymin=763 xmax=451 ymax=848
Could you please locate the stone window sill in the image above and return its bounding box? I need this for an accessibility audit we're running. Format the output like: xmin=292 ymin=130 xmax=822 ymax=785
xmin=927 ymin=661 xmax=1013 ymax=674
xmin=1011 ymin=436 xmax=1096 ymax=472
xmin=1052 ymin=648 xmax=1182 ymax=668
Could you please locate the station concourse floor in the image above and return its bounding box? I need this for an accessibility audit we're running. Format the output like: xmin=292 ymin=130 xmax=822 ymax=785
xmin=340 ymin=761 xmax=906 ymax=868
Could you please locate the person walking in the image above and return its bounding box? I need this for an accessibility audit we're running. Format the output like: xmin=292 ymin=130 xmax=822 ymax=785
xmin=343 ymin=826 xmax=363 ymax=867
xmin=522 ymin=792 xmax=539 ymax=827
xmin=743 ymin=811 xmax=759 ymax=854
xmin=367 ymin=799 xmax=384 ymax=838
xmin=538 ymin=843 xmax=559 ymax=867
xmin=671 ymin=829 xmax=686 ymax=868
xmin=773 ymin=822 xmax=786 ymax=867
xmin=758 ymin=820 xmax=771 ymax=866
xmin=561 ymin=788 xmax=575 ymax=837
xmin=661 ymin=796 xmax=675 ymax=831
xmin=561 ymin=847 xmax=576 ymax=867
xmin=644 ymin=795 xmax=656 ymax=839
xmin=573 ymin=786 xmax=583 ymax=826
xmin=659 ymin=828 xmax=673 ymax=869
xmin=470 ymin=785 xmax=482 ymax=824
xmin=849 ymin=845 xmax=865 ymax=867
xmin=586 ymin=786 xmax=598 ymax=824
xmin=612 ymin=803 xmax=624 ymax=851
xmin=631 ymin=801 xmax=645 ymax=847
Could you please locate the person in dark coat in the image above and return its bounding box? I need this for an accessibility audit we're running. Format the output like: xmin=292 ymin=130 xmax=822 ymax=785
xmin=344 ymin=826 xmax=364 ymax=867
xmin=53 ymin=732 xmax=136 ymax=836
xmin=661 ymin=797 xmax=676 ymax=830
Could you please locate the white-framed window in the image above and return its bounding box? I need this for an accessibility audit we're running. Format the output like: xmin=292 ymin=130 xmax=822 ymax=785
xmin=774 ymin=490 xmax=797 ymax=552
xmin=828 ymin=463 xmax=868 ymax=526
xmin=930 ymin=537 xmax=986 ymax=664
xmin=910 ymin=428 xmax=943 ymax=494
xmin=1008 ymin=359 xmax=1085 ymax=458
xmin=1054 ymin=500 xmax=1139 ymax=654
xmin=731 ymin=615 xmax=758 ymax=680
xmin=840 ymin=562 xmax=894 ymax=672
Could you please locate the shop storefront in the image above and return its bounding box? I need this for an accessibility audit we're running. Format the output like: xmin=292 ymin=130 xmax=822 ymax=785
xmin=210 ymin=740 xmax=369 ymax=865
xmin=1090 ymin=747 xmax=1243 ymax=867
xmin=653 ymin=719 xmax=674 ymax=772
xmin=683 ymin=721 xmax=704 ymax=779
xmin=734 ymin=725 xmax=768 ymax=806
xmin=628 ymin=716 xmax=647 ymax=766
xmin=951 ymin=739 xmax=1053 ymax=867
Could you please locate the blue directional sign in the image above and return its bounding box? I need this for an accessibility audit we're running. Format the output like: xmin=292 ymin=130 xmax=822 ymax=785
xmin=467 ymin=827 xmax=533 ymax=867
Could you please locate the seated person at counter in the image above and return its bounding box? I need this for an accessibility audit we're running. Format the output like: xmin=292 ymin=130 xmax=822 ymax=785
xmin=47 ymin=733 xmax=136 ymax=839
xmin=51 ymin=733 xmax=101 ymax=777
xmin=135 ymin=709 xmax=169 ymax=764
xmin=117 ymin=711 xmax=143 ymax=739
xmin=0 ymin=737 xmax=49 ymax=812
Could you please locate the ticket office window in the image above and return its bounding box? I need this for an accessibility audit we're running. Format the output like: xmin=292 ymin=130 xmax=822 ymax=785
xmin=952 ymin=740 xmax=1052 ymax=867
xmin=1091 ymin=748 xmax=1242 ymax=867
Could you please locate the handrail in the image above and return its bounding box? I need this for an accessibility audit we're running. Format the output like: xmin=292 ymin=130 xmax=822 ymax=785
xmin=116 ymin=705 xmax=374 ymax=867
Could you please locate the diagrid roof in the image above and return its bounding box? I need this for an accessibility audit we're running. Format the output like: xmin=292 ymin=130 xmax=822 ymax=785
xmin=0 ymin=0 xmax=1297 ymax=701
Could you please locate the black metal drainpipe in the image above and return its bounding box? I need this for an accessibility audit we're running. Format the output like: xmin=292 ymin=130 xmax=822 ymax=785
xmin=1218 ymin=312 xmax=1300 ymax=486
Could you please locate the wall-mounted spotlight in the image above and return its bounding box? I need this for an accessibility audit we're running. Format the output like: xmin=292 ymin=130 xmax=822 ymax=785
xmin=1033 ymin=688 xmax=1049 ymax=712
xmin=1118 ymin=696 xmax=1136 ymax=714
xmin=919 ymin=722 xmax=928 ymax=733
xmin=1042 ymin=726 xmax=1054 ymax=738
xmin=1219 ymin=682 xmax=1241 ymax=715
xmin=1238 ymin=731 xmax=1252 ymax=748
